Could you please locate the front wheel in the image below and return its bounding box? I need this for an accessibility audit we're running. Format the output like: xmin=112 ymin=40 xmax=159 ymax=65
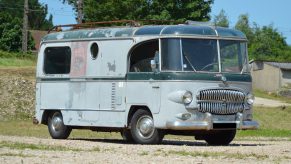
xmin=204 ymin=130 xmax=236 ymax=146
xmin=48 ymin=111 xmax=72 ymax=139
xmin=130 ymin=109 xmax=163 ymax=144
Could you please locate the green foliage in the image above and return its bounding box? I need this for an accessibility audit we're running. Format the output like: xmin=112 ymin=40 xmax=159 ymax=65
xmin=0 ymin=12 xmax=34 ymax=52
xmin=0 ymin=0 xmax=53 ymax=30
xmin=249 ymin=25 xmax=291 ymax=61
xmin=0 ymin=0 xmax=53 ymax=52
xmin=0 ymin=51 xmax=36 ymax=67
xmin=62 ymin=0 xmax=214 ymax=23
xmin=235 ymin=14 xmax=291 ymax=62
xmin=213 ymin=9 xmax=229 ymax=27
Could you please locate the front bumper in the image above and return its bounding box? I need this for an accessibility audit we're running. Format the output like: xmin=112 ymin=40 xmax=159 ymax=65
xmin=166 ymin=112 xmax=259 ymax=130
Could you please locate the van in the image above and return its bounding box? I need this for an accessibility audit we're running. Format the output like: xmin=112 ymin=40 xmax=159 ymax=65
xmin=34 ymin=22 xmax=258 ymax=145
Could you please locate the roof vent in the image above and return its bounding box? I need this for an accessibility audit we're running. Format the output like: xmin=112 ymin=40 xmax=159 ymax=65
xmin=185 ymin=20 xmax=213 ymax=26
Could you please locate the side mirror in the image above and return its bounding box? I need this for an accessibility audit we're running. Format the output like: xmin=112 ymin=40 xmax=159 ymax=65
xmin=251 ymin=61 xmax=264 ymax=71
xmin=151 ymin=59 xmax=159 ymax=73
xmin=150 ymin=60 xmax=156 ymax=69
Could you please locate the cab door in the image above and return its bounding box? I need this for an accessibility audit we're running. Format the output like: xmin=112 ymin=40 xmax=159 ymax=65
xmin=126 ymin=39 xmax=161 ymax=114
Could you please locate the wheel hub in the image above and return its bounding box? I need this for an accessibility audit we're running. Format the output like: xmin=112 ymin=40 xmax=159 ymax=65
xmin=136 ymin=116 xmax=154 ymax=139
xmin=52 ymin=116 xmax=62 ymax=131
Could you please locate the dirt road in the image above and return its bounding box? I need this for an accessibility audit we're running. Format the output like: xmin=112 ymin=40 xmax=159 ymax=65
xmin=254 ymin=97 xmax=291 ymax=107
xmin=0 ymin=135 xmax=290 ymax=164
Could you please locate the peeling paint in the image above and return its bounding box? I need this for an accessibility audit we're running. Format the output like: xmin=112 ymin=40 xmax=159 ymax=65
xmin=107 ymin=61 xmax=116 ymax=72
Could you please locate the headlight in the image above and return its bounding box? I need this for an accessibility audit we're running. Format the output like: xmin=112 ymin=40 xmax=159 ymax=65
xmin=246 ymin=93 xmax=255 ymax=105
xmin=182 ymin=91 xmax=193 ymax=104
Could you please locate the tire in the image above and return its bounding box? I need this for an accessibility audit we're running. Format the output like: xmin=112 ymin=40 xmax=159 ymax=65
xmin=204 ymin=130 xmax=236 ymax=146
xmin=130 ymin=109 xmax=163 ymax=144
xmin=121 ymin=129 xmax=134 ymax=143
xmin=47 ymin=111 xmax=72 ymax=139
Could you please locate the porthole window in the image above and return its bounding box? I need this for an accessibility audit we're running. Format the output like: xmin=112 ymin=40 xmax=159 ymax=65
xmin=90 ymin=42 xmax=99 ymax=60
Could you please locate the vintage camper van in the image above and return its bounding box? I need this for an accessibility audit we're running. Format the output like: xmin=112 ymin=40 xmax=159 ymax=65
xmin=34 ymin=22 xmax=258 ymax=145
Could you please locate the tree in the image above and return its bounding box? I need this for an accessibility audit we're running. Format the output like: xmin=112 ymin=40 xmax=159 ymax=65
xmin=235 ymin=14 xmax=254 ymax=43
xmin=234 ymin=14 xmax=291 ymax=62
xmin=0 ymin=12 xmax=34 ymax=52
xmin=62 ymin=0 xmax=214 ymax=23
xmin=0 ymin=0 xmax=53 ymax=30
xmin=249 ymin=25 xmax=290 ymax=61
xmin=213 ymin=9 xmax=229 ymax=27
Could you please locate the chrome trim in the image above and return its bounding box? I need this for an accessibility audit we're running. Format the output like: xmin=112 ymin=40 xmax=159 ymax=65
xmin=166 ymin=121 xmax=211 ymax=130
xmin=239 ymin=121 xmax=259 ymax=130
xmin=166 ymin=113 xmax=259 ymax=130
xmin=166 ymin=112 xmax=213 ymax=130
xmin=197 ymin=89 xmax=245 ymax=114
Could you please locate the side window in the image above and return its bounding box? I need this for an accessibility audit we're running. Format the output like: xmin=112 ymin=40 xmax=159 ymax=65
xmin=129 ymin=40 xmax=159 ymax=72
xmin=90 ymin=42 xmax=99 ymax=60
xmin=44 ymin=47 xmax=71 ymax=74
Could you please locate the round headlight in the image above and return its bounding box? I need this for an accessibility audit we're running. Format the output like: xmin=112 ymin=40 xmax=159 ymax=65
xmin=182 ymin=91 xmax=193 ymax=104
xmin=246 ymin=93 xmax=255 ymax=105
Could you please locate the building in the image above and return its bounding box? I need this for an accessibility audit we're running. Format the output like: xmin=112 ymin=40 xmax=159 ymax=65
xmin=251 ymin=61 xmax=291 ymax=92
xmin=30 ymin=30 xmax=48 ymax=52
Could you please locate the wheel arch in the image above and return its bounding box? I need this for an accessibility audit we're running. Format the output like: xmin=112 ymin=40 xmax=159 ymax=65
xmin=41 ymin=109 xmax=61 ymax=125
xmin=127 ymin=105 xmax=152 ymax=127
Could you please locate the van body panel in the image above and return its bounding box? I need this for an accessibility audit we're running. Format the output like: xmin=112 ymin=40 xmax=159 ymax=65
xmin=35 ymin=25 xmax=258 ymax=140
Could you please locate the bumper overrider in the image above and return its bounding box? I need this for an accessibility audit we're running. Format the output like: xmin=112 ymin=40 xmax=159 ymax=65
xmin=166 ymin=112 xmax=259 ymax=130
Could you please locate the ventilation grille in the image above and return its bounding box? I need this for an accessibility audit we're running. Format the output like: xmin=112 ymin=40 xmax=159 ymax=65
xmin=197 ymin=89 xmax=245 ymax=114
xmin=111 ymin=83 xmax=116 ymax=110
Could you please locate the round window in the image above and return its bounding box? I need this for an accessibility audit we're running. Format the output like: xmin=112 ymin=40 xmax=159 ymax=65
xmin=90 ymin=43 xmax=99 ymax=59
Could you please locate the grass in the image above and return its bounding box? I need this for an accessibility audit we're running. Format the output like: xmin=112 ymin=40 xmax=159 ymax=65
xmin=166 ymin=150 xmax=269 ymax=160
xmin=0 ymin=108 xmax=290 ymax=141
xmin=0 ymin=141 xmax=83 ymax=152
xmin=0 ymin=106 xmax=290 ymax=140
xmin=0 ymin=140 xmax=102 ymax=152
xmin=0 ymin=152 xmax=34 ymax=158
xmin=0 ymin=120 xmax=122 ymax=139
xmin=236 ymin=106 xmax=291 ymax=139
xmin=0 ymin=58 xmax=36 ymax=67
xmin=0 ymin=51 xmax=36 ymax=67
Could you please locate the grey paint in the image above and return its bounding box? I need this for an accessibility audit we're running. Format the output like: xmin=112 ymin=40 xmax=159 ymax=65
xmin=35 ymin=27 xmax=256 ymax=131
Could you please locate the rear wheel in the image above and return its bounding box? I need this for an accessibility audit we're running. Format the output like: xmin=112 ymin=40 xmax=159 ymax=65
xmin=130 ymin=109 xmax=163 ymax=144
xmin=204 ymin=130 xmax=236 ymax=146
xmin=48 ymin=111 xmax=71 ymax=139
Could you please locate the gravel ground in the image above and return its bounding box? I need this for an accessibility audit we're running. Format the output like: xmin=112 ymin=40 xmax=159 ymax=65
xmin=0 ymin=135 xmax=290 ymax=164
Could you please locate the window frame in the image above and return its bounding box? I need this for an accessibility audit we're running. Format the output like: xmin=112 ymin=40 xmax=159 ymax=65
xmin=160 ymin=37 xmax=220 ymax=73
xmin=43 ymin=46 xmax=72 ymax=75
xmin=128 ymin=39 xmax=160 ymax=73
xmin=90 ymin=42 xmax=99 ymax=60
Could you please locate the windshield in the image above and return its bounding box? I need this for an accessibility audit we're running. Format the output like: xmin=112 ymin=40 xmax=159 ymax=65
xmin=220 ymin=40 xmax=248 ymax=73
xmin=161 ymin=38 xmax=248 ymax=73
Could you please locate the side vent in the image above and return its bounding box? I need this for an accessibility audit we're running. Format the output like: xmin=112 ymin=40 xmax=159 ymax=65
xmin=111 ymin=83 xmax=116 ymax=110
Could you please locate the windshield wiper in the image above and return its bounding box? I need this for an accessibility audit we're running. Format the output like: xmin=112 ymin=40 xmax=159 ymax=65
xmin=183 ymin=53 xmax=196 ymax=72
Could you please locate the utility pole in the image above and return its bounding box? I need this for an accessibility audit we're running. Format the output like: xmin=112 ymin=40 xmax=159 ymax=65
xmin=22 ymin=0 xmax=28 ymax=53
xmin=77 ymin=0 xmax=84 ymax=24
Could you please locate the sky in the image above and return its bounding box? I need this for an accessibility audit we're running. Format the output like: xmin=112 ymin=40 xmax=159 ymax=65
xmin=39 ymin=0 xmax=291 ymax=45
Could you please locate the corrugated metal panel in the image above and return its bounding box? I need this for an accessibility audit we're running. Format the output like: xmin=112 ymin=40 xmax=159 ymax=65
xmin=265 ymin=62 xmax=291 ymax=70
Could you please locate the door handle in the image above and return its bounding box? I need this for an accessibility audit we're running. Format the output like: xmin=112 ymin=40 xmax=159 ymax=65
xmin=152 ymin=86 xmax=160 ymax=89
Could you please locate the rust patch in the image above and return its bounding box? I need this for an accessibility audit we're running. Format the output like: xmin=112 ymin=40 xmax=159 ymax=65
xmin=70 ymin=42 xmax=88 ymax=77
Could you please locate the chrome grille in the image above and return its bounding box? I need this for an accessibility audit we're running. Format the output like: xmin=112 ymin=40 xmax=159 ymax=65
xmin=197 ymin=89 xmax=245 ymax=114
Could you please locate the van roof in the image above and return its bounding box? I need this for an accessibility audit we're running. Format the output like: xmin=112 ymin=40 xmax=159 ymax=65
xmin=42 ymin=25 xmax=247 ymax=42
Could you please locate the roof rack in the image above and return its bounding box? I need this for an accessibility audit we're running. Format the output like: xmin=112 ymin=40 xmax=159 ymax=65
xmin=48 ymin=20 xmax=183 ymax=33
